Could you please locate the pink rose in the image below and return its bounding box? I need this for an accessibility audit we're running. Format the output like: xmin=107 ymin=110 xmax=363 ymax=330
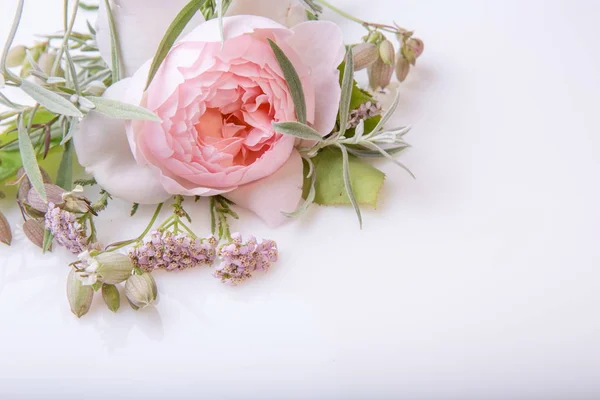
xmin=74 ymin=15 xmax=344 ymax=227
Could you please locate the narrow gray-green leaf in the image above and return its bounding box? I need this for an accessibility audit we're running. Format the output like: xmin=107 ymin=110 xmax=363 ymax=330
xmin=86 ymin=96 xmax=160 ymax=121
xmin=338 ymin=48 xmax=354 ymax=138
xmin=361 ymin=141 xmax=415 ymax=178
xmin=283 ymin=158 xmax=316 ymax=218
xmin=56 ymin=140 xmax=74 ymax=190
xmin=103 ymin=0 xmax=121 ymax=82
xmin=42 ymin=228 xmax=53 ymax=254
xmin=20 ymin=80 xmax=82 ymax=117
xmin=146 ymin=0 xmax=208 ymax=89
xmin=268 ymin=39 xmax=307 ymax=124
xmin=337 ymin=144 xmax=362 ymax=228
xmin=217 ymin=0 xmax=224 ymax=45
xmin=272 ymin=121 xmax=323 ymax=141
xmin=18 ymin=115 xmax=47 ymax=201
xmin=368 ymin=90 xmax=400 ymax=137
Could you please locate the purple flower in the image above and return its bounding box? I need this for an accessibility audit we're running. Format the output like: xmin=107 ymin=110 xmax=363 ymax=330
xmin=214 ymin=233 xmax=278 ymax=286
xmin=44 ymin=203 xmax=93 ymax=254
xmin=128 ymin=230 xmax=217 ymax=272
xmin=347 ymin=101 xmax=382 ymax=129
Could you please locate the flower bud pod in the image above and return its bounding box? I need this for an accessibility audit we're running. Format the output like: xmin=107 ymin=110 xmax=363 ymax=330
xmin=23 ymin=219 xmax=46 ymax=249
xmin=395 ymin=53 xmax=410 ymax=82
xmin=102 ymin=283 xmax=120 ymax=312
xmin=6 ymin=45 xmax=26 ymax=68
xmin=27 ymin=184 xmax=65 ymax=212
xmin=95 ymin=253 xmax=133 ymax=284
xmin=351 ymin=43 xmax=379 ymax=71
xmin=368 ymin=57 xmax=395 ymax=90
xmin=38 ymin=52 xmax=63 ymax=77
xmin=0 ymin=210 xmax=11 ymax=246
xmin=67 ymin=268 xmax=94 ymax=318
xmin=407 ymin=37 xmax=424 ymax=60
xmin=378 ymin=40 xmax=396 ymax=66
xmin=125 ymin=273 xmax=158 ymax=310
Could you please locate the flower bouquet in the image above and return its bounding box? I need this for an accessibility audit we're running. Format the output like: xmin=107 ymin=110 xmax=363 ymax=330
xmin=0 ymin=0 xmax=423 ymax=317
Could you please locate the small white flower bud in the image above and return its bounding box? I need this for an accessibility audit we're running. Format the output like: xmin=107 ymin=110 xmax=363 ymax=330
xmin=125 ymin=273 xmax=158 ymax=310
xmin=6 ymin=45 xmax=26 ymax=68
xmin=95 ymin=253 xmax=134 ymax=284
xmin=378 ymin=40 xmax=396 ymax=66
xmin=69 ymin=94 xmax=79 ymax=104
xmin=351 ymin=43 xmax=379 ymax=71
xmin=67 ymin=268 xmax=94 ymax=318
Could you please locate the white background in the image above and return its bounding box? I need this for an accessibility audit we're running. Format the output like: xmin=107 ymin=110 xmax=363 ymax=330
xmin=1 ymin=0 xmax=600 ymax=399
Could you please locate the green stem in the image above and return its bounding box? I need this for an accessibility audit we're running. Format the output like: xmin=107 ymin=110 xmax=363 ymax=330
xmin=52 ymin=0 xmax=80 ymax=77
xmin=315 ymin=0 xmax=399 ymax=33
xmin=105 ymin=203 xmax=164 ymax=252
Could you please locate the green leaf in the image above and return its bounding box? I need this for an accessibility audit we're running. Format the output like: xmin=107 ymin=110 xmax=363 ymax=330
xmin=309 ymin=147 xmax=385 ymax=208
xmin=42 ymin=228 xmax=53 ymax=254
xmin=338 ymin=48 xmax=354 ymax=138
xmin=146 ymin=0 xmax=209 ymax=89
xmin=20 ymin=80 xmax=82 ymax=117
xmin=102 ymin=0 xmax=122 ymax=82
xmin=86 ymin=96 xmax=160 ymax=121
xmin=0 ymin=150 xmax=23 ymax=182
xmin=56 ymin=140 xmax=73 ymax=190
xmin=268 ymin=39 xmax=307 ymax=124
xmin=284 ymin=157 xmax=316 ymax=218
xmin=272 ymin=121 xmax=323 ymax=141
xmin=17 ymin=115 xmax=46 ymax=201
xmin=79 ymin=2 xmax=99 ymax=11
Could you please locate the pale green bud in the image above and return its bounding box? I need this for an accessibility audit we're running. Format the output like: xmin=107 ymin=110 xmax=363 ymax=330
xmin=37 ymin=52 xmax=63 ymax=77
xmin=6 ymin=45 xmax=26 ymax=68
xmin=102 ymin=283 xmax=120 ymax=313
xmin=125 ymin=273 xmax=157 ymax=310
xmin=85 ymin=81 xmax=107 ymax=97
xmin=395 ymin=53 xmax=410 ymax=82
xmin=351 ymin=43 xmax=379 ymax=71
xmin=67 ymin=268 xmax=94 ymax=318
xmin=378 ymin=40 xmax=396 ymax=66
xmin=95 ymin=253 xmax=134 ymax=284
xmin=368 ymin=57 xmax=394 ymax=90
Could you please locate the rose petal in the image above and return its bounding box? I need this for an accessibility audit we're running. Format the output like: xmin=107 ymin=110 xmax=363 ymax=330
xmin=224 ymin=150 xmax=304 ymax=227
xmin=73 ymin=79 xmax=170 ymax=204
xmin=286 ymin=21 xmax=345 ymax=135
xmin=226 ymin=0 xmax=308 ymax=27
xmin=96 ymin=0 xmax=206 ymax=77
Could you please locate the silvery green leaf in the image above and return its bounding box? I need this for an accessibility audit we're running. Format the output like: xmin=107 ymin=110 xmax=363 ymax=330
xmin=361 ymin=141 xmax=415 ymax=178
xmin=102 ymin=0 xmax=122 ymax=82
xmin=42 ymin=228 xmax=53 ymax=254
xmin=47 ymin=77 xmax=67 ymax=85
xmin=86 ymin=96 xmax=160 ymax=121
xmin=347 ymin=145 xmax=409 ymax=159
xmin=338 ymin=48 xmax=354 ymax=138
xmin=283 ymin=157 xmax=316 ymax=218
xmin=268 ymin=39 xmax=307 ymax=124
xmin=18 ymin=115 xmax=47 ymax=201
xmin=272 ymin=121 xmax=323 ymax=141
xmin=20 ymin=80 xmax=82 ymax=117
xmin=56 ymin=140 xmax=74 ymax=190
xmin=353 ymin=119 xmax=365 ymax=144
xmin=25 ymin=49 xmax=44 ymax=75
xmin=217 ymin=0 xmax=224 ymax=45
xmin=77 ymin=96 xmax=95 ymax=110
xmin=368 ymin=90 xmax=400 ymax=137
xmin=146 ymin=0 xmax=209 ymax=89
xmin=337 ymin=144 xmax=362 ymax=228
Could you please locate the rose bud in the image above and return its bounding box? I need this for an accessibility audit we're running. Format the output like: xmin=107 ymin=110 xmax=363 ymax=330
xmin=125 ymin=273 xmax=158 ymax=310
xmin=368 ymin=57 xmax=395 ymax=90
xmin=0 ymin=210 xmax=11 ymax=246
xmin=102 ymin=283 xmax=121 ymax=313
xmin=395 ymin=53 xmax=410 ymax=82
xmin=67 ymin=268 xmax=94 ymax=318
xmin=352 ymin=43 xmax=379 ymax=71
xmin=378 ymin=39 xmax=396 ymax=66
xmin=94 ymin=253 xmax=134 ymax=284
xmin=6 ymin=45 xmax=26 ymax=68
